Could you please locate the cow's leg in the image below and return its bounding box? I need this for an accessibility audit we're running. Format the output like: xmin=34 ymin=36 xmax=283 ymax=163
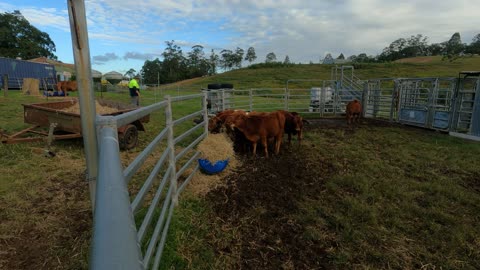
xmin=262 ymin=137 xmax=268 ymax=158
xmin=287 ymin=133 xmax=292 ymax=145
xmin=275 ymin=135 xmax=282 ymax=154
xmin=252 ymin=142 xmax=257 ymax=156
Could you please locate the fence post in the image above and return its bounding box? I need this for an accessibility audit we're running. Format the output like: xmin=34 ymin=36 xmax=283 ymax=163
xmin=221 ymin=90 xmax=225 ymax=111
xmin=284 ymin=87 xmax=288 ymax=110
xmin=362 ymin=81 xmax=369 ymax=118
xmin=3 ymin=74 xmax=8 ymax=97
xmin=249 ymin=89 xmax=253 ymax=111
xmin=67 ymin=0 xmax=98 ymax=208
xmin=203 ymin=92 xmax=209 ymax=135
xmin=165 ymin=95 xmax=178 ymax=205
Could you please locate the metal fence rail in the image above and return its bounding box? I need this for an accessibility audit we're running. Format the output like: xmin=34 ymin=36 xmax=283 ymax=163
xmin=92 ymin=93 xmax=208 ymax=269
xmin=91 ymin=74 xmax=480 ymax=269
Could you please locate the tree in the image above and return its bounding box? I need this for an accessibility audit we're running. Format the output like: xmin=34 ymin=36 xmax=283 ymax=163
xmin=161 ymin=40 xmax=187 ymax=83
xmin=283 ymin=55 xmax=291 ymax=64
xmin=141 ymin=58 xmax=162 ymax=84
xmin=233 ymin=47 xmax=244 ymax=68
xmin=245 ymin=47 xmax=257 ymax=64
xmin=208 ymin=49 xmax=219 ymax=75
xmin=355 ymin=53 xmax=370 ymax=63
xmin=187 ymin=45 xmax=209 ymax=78
xmin=466 ymin=33 xmax=480 ymax=54
xmin=265 ymin=52 xmax=277 ymax=63
xmin=124 ymin=68 xmax=136 ymax=79
xmin=219 ymin=49 xmax=234 ymax=71
xmin=427 ymin=43 xmax=445 ymax=56
xmin=322 ymin=53 xmax=334 ymax=64
xmin=443 ymin=32 xmax=465 ymax=61
xmin=0 ymin=10 xmax=57 ymax=59
xmin=337 ymin=53 xmax=345 ymax=60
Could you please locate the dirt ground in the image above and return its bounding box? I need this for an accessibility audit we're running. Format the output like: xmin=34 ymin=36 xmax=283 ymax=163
xmin=0 ymin=162 xmax=91 ymax=270
xmin=205 ymin=118 xmax=396 ymax=269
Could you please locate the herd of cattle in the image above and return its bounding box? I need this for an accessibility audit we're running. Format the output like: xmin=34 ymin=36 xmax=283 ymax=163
xmin=207 ymin=99 xmax=362 ymax=157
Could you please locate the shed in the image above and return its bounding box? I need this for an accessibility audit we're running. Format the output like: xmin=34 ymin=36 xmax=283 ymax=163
xmin=0 ymin=57 xmax=57 ymax=90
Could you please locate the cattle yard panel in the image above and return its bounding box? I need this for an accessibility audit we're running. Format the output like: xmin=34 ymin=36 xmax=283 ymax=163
xmin=396 ymin=78 xmax=457 ymax=130
xmin=450 ymin=77 xmax=480 ymax=137
xmin=286 ymin=79 xmax=348 ymax=117
xmin=364 ymin=79 xmax=396 ymax=121
xmin=91 ymin=93 xmax=208 ymax=270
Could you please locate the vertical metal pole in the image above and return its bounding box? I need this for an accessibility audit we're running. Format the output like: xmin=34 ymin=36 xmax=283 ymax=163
xmin=3 ymin=74 xmax=8 ymax=97
xmin=470 ymin=78 xmax=480 ymax=136
xmin=67 ymin=0 xmax=98 ymax=208
xmin=165 ymin=95 xmax=178 ymax=205
xmin=203 ymin=92 xmax=209 ymax=135
xmin=362 ymin=81 xmax=369 ymax=119
xmin=389 ymin=81 xmax=396 ymax=122
xmin=221 ymin=90 xmax=225 ymax=111
xmin=249 ymin=89 xmax=253 ymax=111
xmin=284 ymin=87 xmax=288 ymax=110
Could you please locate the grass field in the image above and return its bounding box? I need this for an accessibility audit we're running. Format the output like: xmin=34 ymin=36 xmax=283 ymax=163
xmin=1 ymin=57 xmax=480 ymax=269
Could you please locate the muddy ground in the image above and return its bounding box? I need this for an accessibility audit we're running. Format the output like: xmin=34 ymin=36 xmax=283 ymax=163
xmin=205 ymin=118 xmax=397 ymax=269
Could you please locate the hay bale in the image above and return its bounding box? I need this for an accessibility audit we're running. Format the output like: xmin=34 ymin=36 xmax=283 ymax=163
xmin=183 ymin=133 xmax=240 ymax=196
xmin=62 ymin=101 xmax=119 ymax=115
xmin=197 ymin=133 xmax=234 ymax=161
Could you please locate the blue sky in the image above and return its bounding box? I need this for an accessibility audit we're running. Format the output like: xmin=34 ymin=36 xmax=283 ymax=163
xmin=1 ymin=0 xmax=478 ymax=76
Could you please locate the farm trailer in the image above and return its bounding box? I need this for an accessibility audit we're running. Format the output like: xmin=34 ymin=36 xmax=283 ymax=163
xmin=0 ymin=99 xmax=150 ymax=150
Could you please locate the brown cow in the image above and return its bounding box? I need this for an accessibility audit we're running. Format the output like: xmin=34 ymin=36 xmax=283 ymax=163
xmin=346 ymin=100 xmax=362 ymax=125
xmin=230 ymin=111 xmax=285 ymax=157
xmin=57 ymin=81 xmax=77 ymax=94
xmin=278 ymin=110 xmax=305 ymax=145
xmin=208 ymin=109 xmax=245 ymax=133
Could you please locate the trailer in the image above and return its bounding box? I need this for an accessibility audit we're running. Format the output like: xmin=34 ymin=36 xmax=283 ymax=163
xmin=0 ymin=99 xmax=150 ymax=150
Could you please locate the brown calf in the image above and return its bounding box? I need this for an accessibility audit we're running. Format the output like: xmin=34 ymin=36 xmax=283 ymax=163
xmin=346 ymin=100 xmax=362 ymax=124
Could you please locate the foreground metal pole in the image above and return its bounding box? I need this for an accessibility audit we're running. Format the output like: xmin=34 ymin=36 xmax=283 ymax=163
xmin=67 ymin=0 xmax=98 ymax=208
xmin=91 ymin=117 xmax=143 ymax=270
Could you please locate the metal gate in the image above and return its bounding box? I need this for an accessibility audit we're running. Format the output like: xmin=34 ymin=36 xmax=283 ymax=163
xmin=450 ymin=74 xmax=480 ymax=138
xmin=396 ymin=78 xmax=456 ymax=130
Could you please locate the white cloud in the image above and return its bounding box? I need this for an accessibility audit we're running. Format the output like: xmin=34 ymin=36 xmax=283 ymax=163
xmin=2 ymin=0 xmax=479 ymax=68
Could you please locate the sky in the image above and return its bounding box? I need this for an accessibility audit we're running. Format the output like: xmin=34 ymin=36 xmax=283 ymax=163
xmin=0 ymin=0 xmax=478 ymax=75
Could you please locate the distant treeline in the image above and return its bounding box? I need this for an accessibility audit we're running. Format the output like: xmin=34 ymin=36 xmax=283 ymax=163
xmin=140 ymin=32 xmax=480 ymax=84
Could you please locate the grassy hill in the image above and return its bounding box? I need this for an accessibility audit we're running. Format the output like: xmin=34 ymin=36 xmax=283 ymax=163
xmin=163 ymin=55 xmax=480 ymax=90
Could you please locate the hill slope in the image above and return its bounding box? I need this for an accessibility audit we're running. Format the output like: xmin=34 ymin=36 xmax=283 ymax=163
xmin=164 ymin=56 xmax=480 ymax=89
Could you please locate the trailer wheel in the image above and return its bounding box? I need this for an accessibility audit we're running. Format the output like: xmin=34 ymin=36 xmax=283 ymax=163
xmin=119 ymin=124 xmax=138 ymax=150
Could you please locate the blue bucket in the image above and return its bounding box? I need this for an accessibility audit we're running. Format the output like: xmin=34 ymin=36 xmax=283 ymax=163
xmin=198 ymin=158 xmax=229 ymax=175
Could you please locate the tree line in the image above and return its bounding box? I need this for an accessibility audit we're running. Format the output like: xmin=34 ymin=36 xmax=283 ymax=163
xmin=329 ymin=32 xmax=480 ymax=64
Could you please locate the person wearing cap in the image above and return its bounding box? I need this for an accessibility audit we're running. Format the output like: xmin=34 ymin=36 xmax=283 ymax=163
xmin=128 ymin=75 xmax=141 ymax=106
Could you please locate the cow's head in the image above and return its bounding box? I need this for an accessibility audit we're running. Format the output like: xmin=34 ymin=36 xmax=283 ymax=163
xmin=208 ymin=116 xmax=222 ymax=133
xmin=291 ymin=112 xmax=304 ymax=132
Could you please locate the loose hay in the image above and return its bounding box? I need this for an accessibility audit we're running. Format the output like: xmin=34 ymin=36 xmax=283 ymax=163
xmin=184 ymin=133 xmax=241 ymax=197
xmin=62 ymin=101 xmax=119 ymax=115
xmin=197 ymin=133 xmax=234 ymax=161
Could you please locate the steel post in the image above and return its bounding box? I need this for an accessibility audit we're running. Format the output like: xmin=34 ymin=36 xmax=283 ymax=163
xmin=165 ymin=96 xmax=178 ymax=205
xmin=67 ymin=0 xmax=98 ymax=208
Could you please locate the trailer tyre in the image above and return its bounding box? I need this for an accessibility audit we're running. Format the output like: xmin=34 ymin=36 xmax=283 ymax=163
xmin=119 ymin=124 xmax=138 ymax=150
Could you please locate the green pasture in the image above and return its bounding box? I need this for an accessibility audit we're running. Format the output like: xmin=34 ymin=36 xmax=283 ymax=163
xmin=1 ymin=57 xmax=480 ymax=269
